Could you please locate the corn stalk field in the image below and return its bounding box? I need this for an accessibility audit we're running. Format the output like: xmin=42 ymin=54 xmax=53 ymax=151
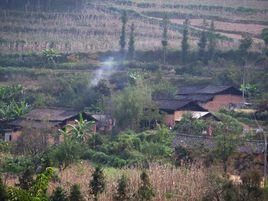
xmin=0 ymin=0 xmax=267 ymax=53
xmin=51 ymin=162 xmax=211 ymax=201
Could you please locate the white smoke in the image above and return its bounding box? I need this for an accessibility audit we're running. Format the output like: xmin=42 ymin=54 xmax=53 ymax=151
xmin=91 ymin=56 xmax=116 ymax=86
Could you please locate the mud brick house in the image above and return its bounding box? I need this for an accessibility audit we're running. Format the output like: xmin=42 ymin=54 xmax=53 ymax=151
xmin=0 ymin=108 xmax=97 ymax=143
xmin=176 ymin=85 xmax=243 ymax=112
xmin=91 ymin=114 xmax=115 ymax=133
xmin=155 ymin=99 xmax=218 ymax=128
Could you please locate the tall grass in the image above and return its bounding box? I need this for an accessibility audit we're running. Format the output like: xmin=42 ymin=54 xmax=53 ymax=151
xmin=51 ymin=162 xmax=211 ymax=201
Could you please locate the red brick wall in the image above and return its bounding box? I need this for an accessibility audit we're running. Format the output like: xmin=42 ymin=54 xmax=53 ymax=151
xmin=163 ymin=114 xmax=175 ymax=128
xmin=11 ymin=131 xmax=21 ymax=141
xmin=202 ymin=95 xmax=243 ymax=112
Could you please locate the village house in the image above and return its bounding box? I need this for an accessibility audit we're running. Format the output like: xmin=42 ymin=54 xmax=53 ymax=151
xmin=91 ymin=114 xmax=115 ymax=133
xmin=154 ymin=99 xmax=218 ymax=129
xmin=176 ymin=85 xmax=243 ymax=112
xmin=0 ymin=108 xmax=97 ymax=143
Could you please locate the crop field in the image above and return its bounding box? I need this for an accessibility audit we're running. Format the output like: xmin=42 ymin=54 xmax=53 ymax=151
xmin=0 ymin=0 xmax=267 ymax=53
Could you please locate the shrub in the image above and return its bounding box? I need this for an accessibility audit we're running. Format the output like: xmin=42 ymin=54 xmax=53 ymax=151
xmin=69 ymin=184 xmax=84 ymax=201
xmin=135 ymin=171 xmax=154 ymax=201
xmin=113 ymin=175 xmax=130 ymax=201
xmin=0 ymin=176 xmax=7 ymax=201
xmin=18 ymin=169 xmax=34 ymax=190
xmin=89 ymin=166 xmax=106 ymax=201
xmin=50 ymin=186 xmax=68 ymax=201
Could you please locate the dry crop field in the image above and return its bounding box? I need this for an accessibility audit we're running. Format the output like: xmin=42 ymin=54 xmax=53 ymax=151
xmin=6 ymin=162 xmax=212 ymax=201
xmin=0 ymin=0 xmax=267 ymax=53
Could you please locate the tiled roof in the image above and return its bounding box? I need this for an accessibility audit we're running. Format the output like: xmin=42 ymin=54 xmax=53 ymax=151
xmin=21 ymin=108 xmax=79 ymax=122
xmin=177 ymin=85 xmax=241 ymax=95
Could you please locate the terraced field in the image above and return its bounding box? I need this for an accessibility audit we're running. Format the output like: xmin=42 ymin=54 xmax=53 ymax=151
xmin=0 ymin=0 xmax=267 ymax=53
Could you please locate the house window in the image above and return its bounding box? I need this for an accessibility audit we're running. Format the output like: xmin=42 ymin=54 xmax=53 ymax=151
xmin=4 ymin=132 xmax=12 ymax=142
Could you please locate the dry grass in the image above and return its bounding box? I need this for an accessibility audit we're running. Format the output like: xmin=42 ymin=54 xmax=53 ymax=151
xmin=49 ymin=161 xmax=211 ymax=201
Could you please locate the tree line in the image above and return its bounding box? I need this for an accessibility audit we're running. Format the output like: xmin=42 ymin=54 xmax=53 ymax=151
xmin=118 ymin=11 xmax=268 ymax=65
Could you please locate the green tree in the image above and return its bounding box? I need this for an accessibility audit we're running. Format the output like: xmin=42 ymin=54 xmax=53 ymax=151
xmin=135 ymin=171 xmax=154 ymax=201
xmin=181 ymin=19 xmax=189 ymax=64
xmin=89 ymin=166 xmax=106 ymax=201
xmin=7 ymin=167 xmax=55 ymax=201
xmin=208 ymin=20 xmax=216 ymax=60
xmin=61 ymin=113 xmax=94 ymax=143
xmin=49 ymin=133 xmax=83 ymax=169
xmin=94 ymin=79 xmax=111 ymax=111
xmin=161 ymin=14 xmax=169 ymax=65
xmin=109 ymin=78 xmax=152 ymax=130
xmin=198 ymin=30 xmax=208 ymax=63
xmin=239 ymin=35 xmax=253 ymax=56
xmin=18 ymin=169 xmax=34 ymax=190
xmin=119 ymin=11 xmax=127 ymax=53
xmin=50 ymin=187 xmax=68 ymax=201
xmin=239 ymin=35 xmax=253 ymax=99
xmin=0 ymin=176 xmax=7 ymax=201
xmin=113 ymin=175 xmax=130 ymax=201
xmin=69 ymin=184 xmax=84 ymax=201
xmin=239 ymin=170 xmax=264 ymax=201
xmin=261 ymin=28 xmax=268 ymax=46
xmin=214 ymin=114 xmax=243 ymax=174
xmin=128 ymin=23 xmax=135 ymax=60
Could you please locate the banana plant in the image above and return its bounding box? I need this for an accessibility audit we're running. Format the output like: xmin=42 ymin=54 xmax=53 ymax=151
xmin=59 ymin=113 xmax=94 ymax=143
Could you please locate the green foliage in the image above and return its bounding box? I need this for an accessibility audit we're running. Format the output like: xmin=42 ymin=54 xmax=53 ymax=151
xmin=7 ymin=187 xmax=33 ymax=201
xmin=6 ymin=167 xmax=55 ymax=201
xmin=120 ymin=11 xmax=128 ymax=52
xmin=174 ymin=113 xmax=207 ymax=135
xmin=198 ymin=30 xmax=208 ymax=63
xmin=135 ymin=171 xmax=154 ymax=201
xmin=214 ymin=113 xmax=243 ymax=173
xmin=161 ymin=14 xmax=168 ymax=64
xmin=49 ymin=114 xmax=94 ymax=169
xmin=89 ymin=166 xmax=106 ymax=201
xmin=128 ymin=23 xmax=135 ymax=60
xmin=53 ymin=75 xmax=94 ymax=108
xmin=113 ymin=175 xmax=130 ymax=201
xmin=204 ymin=171 xmax=264 ymax=201
xmin=42 ymin=49 xmax=60 ymax=67
xmin=0 ymin=85 xmax=30 ymax=120
xmin=50 ymin=187 xmax=68 ymax=201
xmin=173 ymin=146 xmax=193 ymax=167
xmin=48 ymin=135 xmax=84 ymax=169
xmin=151 ymin=80 xmax=176 ymax=99
xmin=240 ymin=83 xmax=257 ymax=98
xmin=1 ymin=156 xmax=33 ymax=174
xmin=60 ymin=113 xmax=94 ymax=143
xmin=69 ymin=184 xmax=84 ymax=201
xmin=240 ymin=170 xmax=263 ymax=201
xmin=161 ymin=14 xmax=168 ymax=48
xmin=181 ymin=19 xmax=189 ymax=63
xmin=0 ymin=140 xmax=11 ymax=153
xmin=19 ymin=169 xmax=34 ymax=190
xmin=83 ymin=129 xmax=174 ymax=167
xmin=0 ymin=176 xmax=7 ymax=201
xmin=31 ymin=167 xmax=55 ymax=199
xmin=239 ymin=35 xmax=253 ymax=55
xmin=208 ymin=20 xmax=216 ymax=60
xmin=261 ymin=28 xmax=268 ymax=45
xmin=110 ymin=80 xmax=152 ymax=130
